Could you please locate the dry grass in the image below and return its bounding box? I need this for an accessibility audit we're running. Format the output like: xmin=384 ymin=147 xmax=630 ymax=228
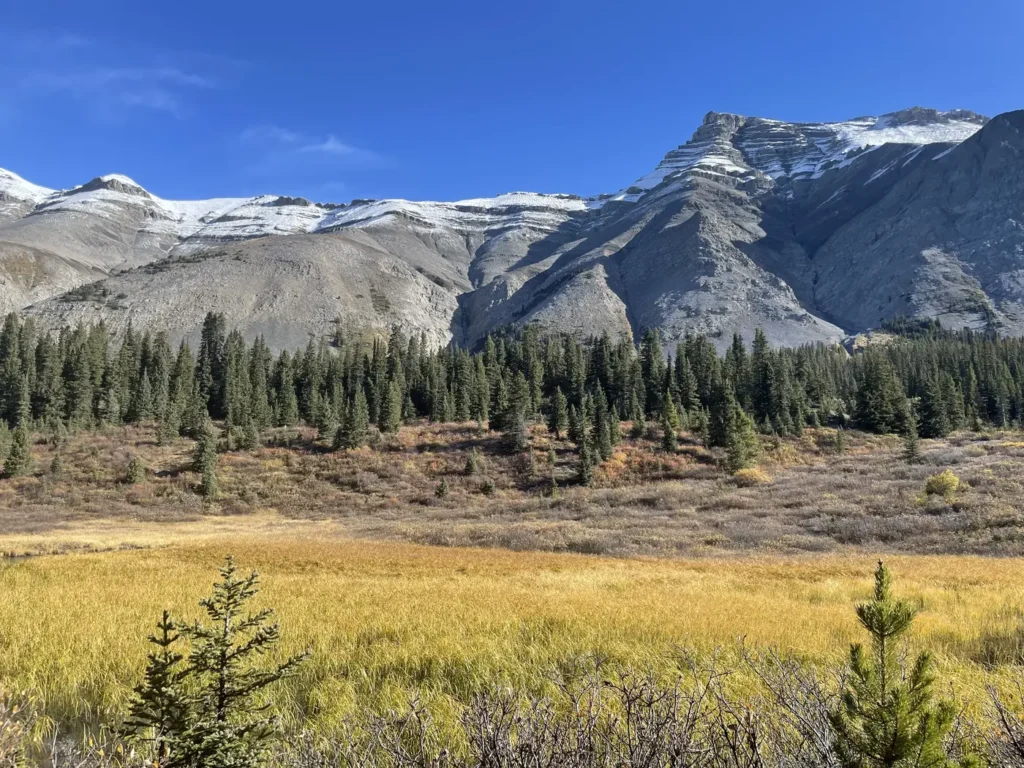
xmin=2 ymin=423 xmax=1024 ymax=557
xmin=1 ymin=535 xmax=1024 ymax=737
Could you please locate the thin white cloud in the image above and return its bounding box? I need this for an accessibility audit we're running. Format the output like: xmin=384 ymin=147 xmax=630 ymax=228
xmin=240 ymin=125 xmax=386 ymax=177
xmin=20 ymin=66 xmax=215 ymax=116
xmin=297 ymin=136 xmax=359 ymax=156
xmin=4 ymin=31 xmax=235 ymax=120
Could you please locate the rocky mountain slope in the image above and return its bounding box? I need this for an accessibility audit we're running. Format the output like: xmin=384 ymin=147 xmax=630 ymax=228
xmin=4 ymin=105 xmax=1019 ymax=350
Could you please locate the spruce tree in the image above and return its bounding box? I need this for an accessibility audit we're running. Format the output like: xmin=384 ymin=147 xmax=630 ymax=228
xmin=830 ymin=562 xmax=968 ymax=768
xmin=3 ymin=424 xmax=32 ymax=478
xmin=131 ymin=558 xmax=307 ymax=768
xmin=193 ymin=421 xmax=218 ymax=500
xmin=379 ymin=378 xmax=403 ymax=434
xmin=594 ymin=389 xmax=613 ymax=461
xmin=660 ymin=410 xmax=677 ymax=453
xmin=903 ymin=402 xmax=920 ymax=463
xmin=577 ymin=440 xmax=595 ymax=487
xmin=241 ymin=416 xmax=261 ymax=451
xmin=918 ymin=376 xmax=951 ymax=439
xmin=502 ymin=410 xmax=530 ymax=455
xmin=125 ymin=611 xmax=188 ymax=766
xmin=341 ymin=389 xmax=370 ymax=449
xmin=549 ymin=387 xmax=568 ymax=439
xmin=726 ymin=405 xmax=760 ymax=472
xmin=127 ymin=454 xmax=146 ymax=484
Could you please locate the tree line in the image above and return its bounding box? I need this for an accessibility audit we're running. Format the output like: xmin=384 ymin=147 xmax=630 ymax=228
xmin=1 ymin=312 xmax=1022 ymax=476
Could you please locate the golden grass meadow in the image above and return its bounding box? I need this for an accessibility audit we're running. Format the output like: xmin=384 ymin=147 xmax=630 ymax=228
xmin=2 ymin=524 xmax=1024 ymax=739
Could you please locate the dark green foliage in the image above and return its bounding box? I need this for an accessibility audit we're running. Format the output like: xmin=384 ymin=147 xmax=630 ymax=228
xmin=464 ymin=449 xmax=482 ymax=476
xmin=125 ymin=611 xmax=187 ymax=766
xmin=904 ymin=402 xmax=920 ymax=463
xmin=831 ymin=562 xmax=970 ymax=768
xmin=3 ymin=424 xmax=32 ymax=478
xmin=577 ymin=441 xmax=595 ymax=486
xmin=339 ymin=389 xmax=370 ymax=450
xmin=501 ymin=410 xmax=530 ymax=455
xmin=194 ymin=421 xmax=219 ymax=499
xmin=379 ymin=378 xmax=402 ymax=434
xmin=835 ymin=426 xmax=847 ymax=455
xmin=726 ymin=406 xmax=760 ymax=472
xmin=548 ymin=387 xmax=568 ymax=438
xmin=434 ymin=477 xmax=449 ymax=498
xmin=241 ymin=417 xmax=261 ymax=451
xmin=126 ymin=454 xmax=147 ymax=484
xmin=594 ymin=388 xmax=613 ymax=461
xmin=660 ymin=416 xmax=677 ymax=453
xmin=918 ymin=376 xmax=951 ymax=439
xmin=0 ymin=312 xmax=1021 ymax=459
xmin=126 ymin=558 xmax=307 ymax=768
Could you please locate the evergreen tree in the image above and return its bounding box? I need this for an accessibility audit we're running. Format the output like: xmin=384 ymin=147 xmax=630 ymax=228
xmin=3 ymin=424 xmax=32 ymax=478
xmin=194 ymin=421 xmax=219 ymax=500
xmin=241 ymin=417 xmax=261 ymax=451
xmin=501 ymin=410 xmax=530 ymax=455
xmin=125 ymin=610 xmax=187 ymax=767
xmin=577 ymin=440 xmax=595 ymax=487
xmin=548 ymin=387 xmax=568 ymax=439
xmin=903 ymin=402 xmax=920 ymax=463
xmin=726 ymin=405 xmax=760 ymax=472
xmin=918 ymin=376 xmax=951 ymax=439
xmin=127 ymin=454 xmax=147 ymax=484
xmin=660 ymin=409 xmax=677 ymax=452
xmin=830 ymin=562 xmax=967 ymax=768
xmin=379 ymin=378 xmax=403 ymax=433
xmin=340 ymin=389 xmax=370 ymax=449
xmin=140 ymin=558 xmax=307 ymax=768
xmin=594 ymin=388 xmax=613 ymax=461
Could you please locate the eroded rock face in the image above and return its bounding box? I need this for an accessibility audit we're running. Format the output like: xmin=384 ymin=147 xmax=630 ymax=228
xmin=6 ymin=106 xmax=1023 ymax=350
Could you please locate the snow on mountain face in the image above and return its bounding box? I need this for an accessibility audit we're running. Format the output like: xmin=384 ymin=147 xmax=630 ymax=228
xmin=0 ymin=168 xmax=56 ymax=219
xmin=0 ymin=105 xmax=989 ymax=260
xmin=12 ymin=168 xmax=588 ymax=252
xmin=319 ymin=193 xmax=589 ymax=234
xmin=604 ymin=107 xmax=987 ymax=205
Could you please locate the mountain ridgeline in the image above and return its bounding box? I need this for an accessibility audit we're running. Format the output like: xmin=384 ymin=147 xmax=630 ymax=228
xmin=1 ymin=106 xmax=1022 ymax=351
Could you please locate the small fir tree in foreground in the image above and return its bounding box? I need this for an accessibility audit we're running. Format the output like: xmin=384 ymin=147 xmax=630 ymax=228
xmin=126 ymin=558 xmax=307 ymax=768
xmin=830 ymin=562 xmax=971 ymax=768
xmin=125 ymin=610 xmax=187 ymax=766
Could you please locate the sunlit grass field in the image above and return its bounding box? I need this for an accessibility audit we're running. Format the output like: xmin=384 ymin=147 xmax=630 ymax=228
xmin=1 ymin=528 xmax=1023 ymax=737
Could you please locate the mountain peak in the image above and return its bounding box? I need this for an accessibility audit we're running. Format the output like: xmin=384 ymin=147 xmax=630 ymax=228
xmin=74 ymin=175 xmax=150 ymax=197
xmin=876 ymin=107 xmax=988 ymax=129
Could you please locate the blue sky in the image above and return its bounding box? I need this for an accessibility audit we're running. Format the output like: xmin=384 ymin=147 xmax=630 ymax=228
xmin=1 ymin=0 xmax=1020 ymax=203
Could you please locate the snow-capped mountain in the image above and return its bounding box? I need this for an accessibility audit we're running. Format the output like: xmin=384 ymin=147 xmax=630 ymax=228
xmin=599 ymin=107 xmax=987 ymax=205
xmin=3 ymin=105 xmax=1022 ymax=350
